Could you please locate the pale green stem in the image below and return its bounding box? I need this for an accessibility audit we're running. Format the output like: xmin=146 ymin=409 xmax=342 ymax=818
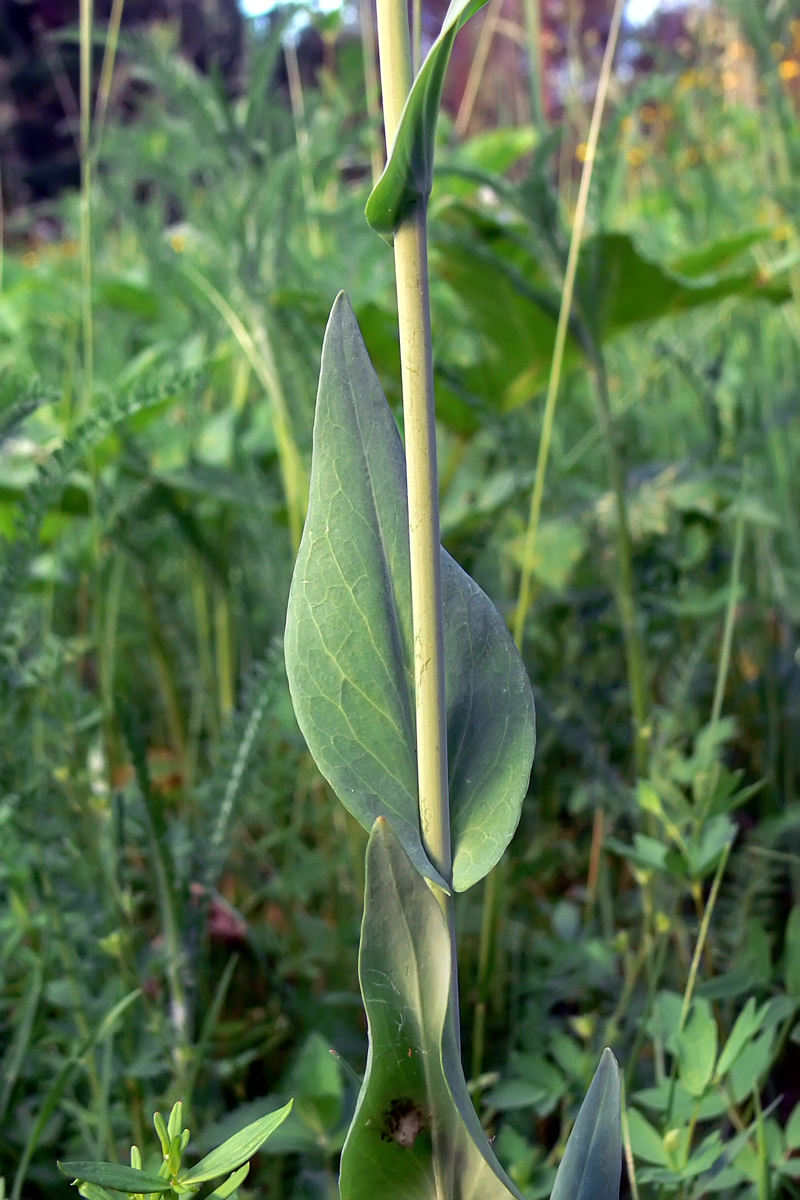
xmin=394 ymin=213 xmax=452 ymax=890
xmin=512 ymin=0 xmax=626 ymax=651
xmin=375 ymin=0 xmax=451 ymax=895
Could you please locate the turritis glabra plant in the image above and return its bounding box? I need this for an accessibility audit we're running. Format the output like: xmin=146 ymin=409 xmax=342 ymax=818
xmin=284 ymin=0 xmax=623 ymax=1196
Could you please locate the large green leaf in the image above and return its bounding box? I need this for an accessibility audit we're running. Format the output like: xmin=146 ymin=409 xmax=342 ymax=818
xmin=339 ymin=818 xmax=524 ymax=1200
xmin=549 ymin=1049 xmax=621 ymax=1200
xmin=366 ymin=0 xmax=490 ymax=235
xmin=285 ymin=294 xmax=535 ymax=892
xmin=434 ymin=213 xmax=790 ymax=410
xmin=577 ymin=232 xmax=790 ymax=342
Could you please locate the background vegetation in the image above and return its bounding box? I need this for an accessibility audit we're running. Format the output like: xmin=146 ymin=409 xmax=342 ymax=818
xmin=1 ymin=0 xmax=800 ymax=1197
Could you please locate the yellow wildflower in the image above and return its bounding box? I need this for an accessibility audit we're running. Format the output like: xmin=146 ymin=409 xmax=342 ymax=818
xmin=627 ymin=146 xmax=648 ymax=167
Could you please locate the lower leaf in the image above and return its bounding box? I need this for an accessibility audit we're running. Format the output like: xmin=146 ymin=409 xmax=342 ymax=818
xmin=339 ymin=818 xmax=524 ymax=1200
xmin=549 ymin=1049 xmax=621 ymax=1200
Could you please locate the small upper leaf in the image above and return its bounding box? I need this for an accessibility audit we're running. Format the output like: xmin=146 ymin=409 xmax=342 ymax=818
xmin=178 ymin=1100 xmax=293 ymax=1185
xmin=285 ymin=295 xmax=535 ymax=892
xmin=366 ymin=0 xmax=490 ymax=235
xmin=57 ymin=1162 xmax=172 ymax=1194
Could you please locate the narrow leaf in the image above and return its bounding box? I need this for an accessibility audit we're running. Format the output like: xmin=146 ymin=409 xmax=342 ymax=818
xmin=77 ymin=1185 xmax=117 ymax=1200
xmin=57 ymin=1163 xmax=171 ymax=1194
xmin=339 ymin=818 xmax=523 ymax=1200
xmin=285 ymin=295 xmax=535 ymax=892
xmin=0 ymin=962 xmax=43 ymax=1123
xmin=211 ymin=1163 xmax=249 ymax=1198
xmin=178 ymin=1101 xmax=293 ymax=1185
xmin=366 ymin=0 xmax=490 ymax=235
xmin=549 ymin=1050 xmax=621 ymax=1200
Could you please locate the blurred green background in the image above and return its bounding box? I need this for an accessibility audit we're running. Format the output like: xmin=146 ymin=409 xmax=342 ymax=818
xmin=2 ymin=0 xmax=800 ymax=1197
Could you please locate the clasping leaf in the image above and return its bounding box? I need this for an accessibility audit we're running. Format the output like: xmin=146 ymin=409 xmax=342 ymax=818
xmin=285 ymin=294 xmax=535 ymax=893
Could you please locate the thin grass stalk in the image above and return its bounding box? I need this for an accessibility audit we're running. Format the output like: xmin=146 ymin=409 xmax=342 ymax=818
xmin=285 ymin=38 xmax=323 ymax=256
xmin=79 ymin=0 xmax=94 ymax=418
xmin=470 ymin=857 xmax=505 ymax=1091
xmin=359 ymin=0 xmax=385 ymax=183
xmin=93 ymin=0 xmax=126 ymax=157
xmin=561 ymin=300 xmax=737 ymax=472
xmin=412 ymin=0 xmax=422 ymax=74
xmin=591 ymin=350 xmax=650 ymax=773
xmin=375 ymin=0 xmax=451 ymax=902
xmin=191 ymin=561 xmax=220 ymax=746
xmin=455 ymin=0 xmax=504 ymax=138
xmin=512 ymin=0 xmax=625 ymax=650
xmin=620 ymin=1079 xmax=641 ymax=1200
xmin=711 ymin=465 xmax=748 ymax=727
xmin=181 ymin=954 xmax=239 ymax=1120
xmin=522 ymin=0 xmax=545 ymax=127
xmin=214 ymin=583 xmax=234 ymax=728
xmin=663 ymin=840 xmax=733 ymax=1126
xmin=179 ymin=261 xmax=307 ymax=549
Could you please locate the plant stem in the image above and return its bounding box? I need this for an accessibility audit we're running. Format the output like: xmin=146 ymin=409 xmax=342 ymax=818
xmin=79 ymin=0 xmax=94 ymax=418
xmin=375 ymin=0 xmax=451 ymax=893
xmin=394 ymin=213 xmax=451 ymax=887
